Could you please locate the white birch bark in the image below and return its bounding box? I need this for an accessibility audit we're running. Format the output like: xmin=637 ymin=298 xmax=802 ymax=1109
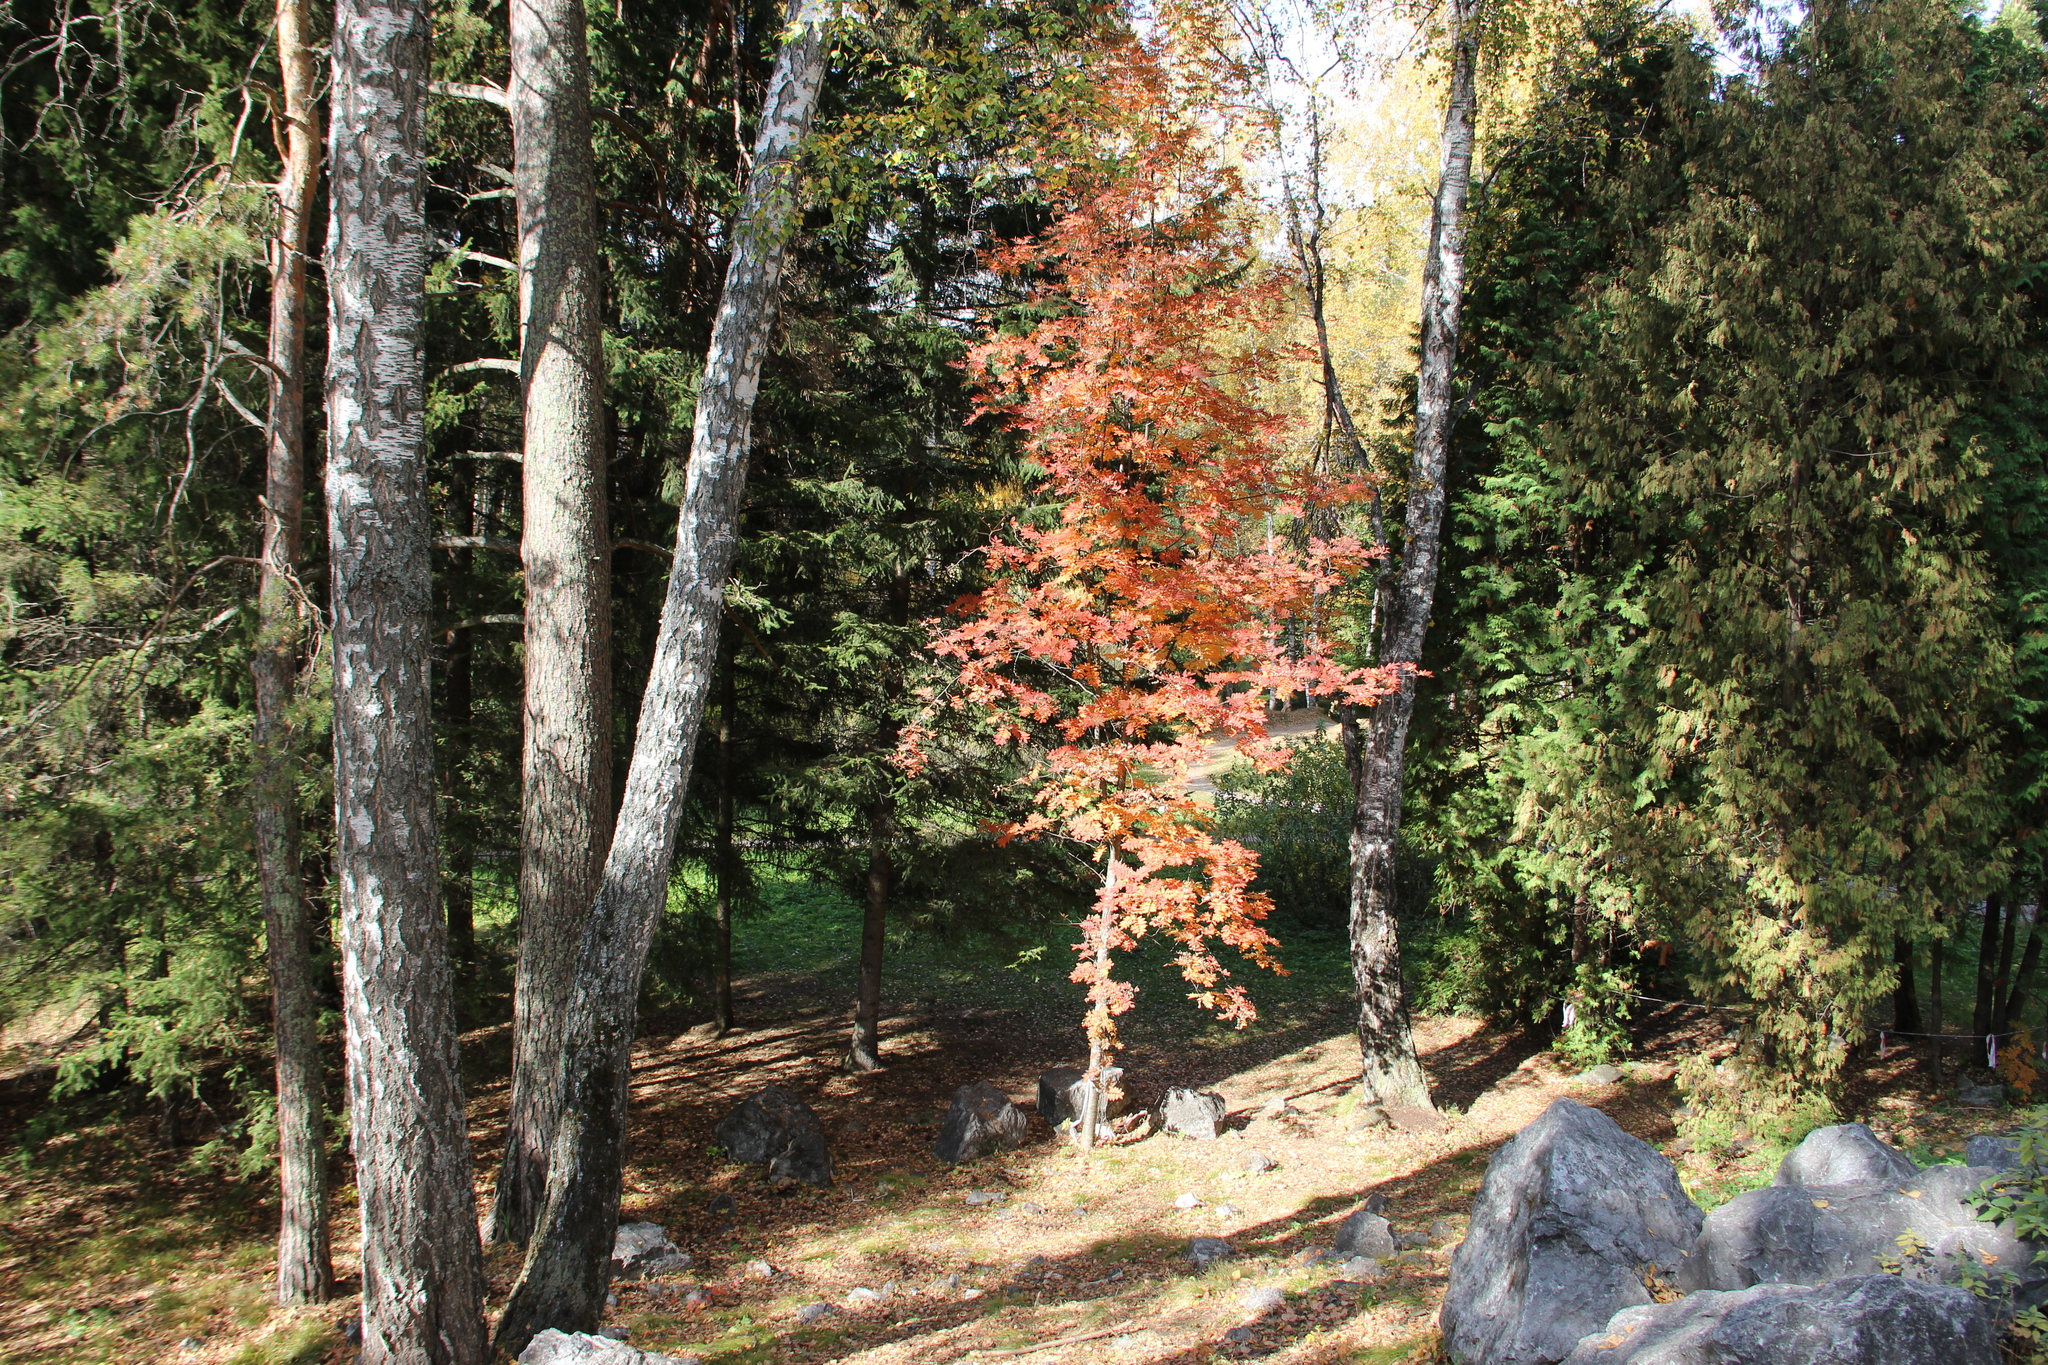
xmin=1348 ymin=0 xmax=1480 ymax=1110
xmin=326 ymin=0 xmax=489 ymax=1354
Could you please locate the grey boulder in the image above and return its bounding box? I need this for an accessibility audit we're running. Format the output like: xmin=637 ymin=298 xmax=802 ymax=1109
xmin=1037 ymin=1066 xmax=1123 ymax=1126
xmin=1441 ymin=1098 xmax=1703 ymax=1365
xmin=610 ymin=1223 xmax=692 ymax=1279
xmin=1559 ymin=1274 xmax=1996 ymax=1365
xmin=713 ymin=1085 xmax=834 ymax=1187
xmin=1966 ymin=1131 xmax=2043 ymax=1173
xmin=518 ymin=1330 xmax=701 ymax=1365
xmin=1678 ymin=1164 xmax=2033 ymax=1293
xmin=1162 ymin=1087 xmax=1227 ymax=1139
xmin=1773 ymin=1123 xmax=1916 ymax=1187
xmin=1333 ymin=1208 xmax=1397 ymax=1261
xmin=933 ymin=1081 xmax=1027 ymax=1162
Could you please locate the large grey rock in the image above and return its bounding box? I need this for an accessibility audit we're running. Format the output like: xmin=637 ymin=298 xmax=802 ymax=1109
xmin=1678 ymin=1164 xmax=2034 ymax=1293
xmin=933 ymin=1081 xmax=1027 ymax=1162
xmin=518 ymin=1329 xmax=701 ymax=1365
xmin=1162 ymin=1087 xmax=1227 ymax=1139
xmin=1774 ymin=1123 xmax=1916 ymax=1187
xmin=1333 ymin=1208 xmax=1397 ymax=1260
xmin=1441 ymin=1098 xmax=1703 ymax=1365
xmin=714 ymin=1085 xmax=834 ymax=1186
xmin=1559 ymin=1275 xmax=1996 ymax=1365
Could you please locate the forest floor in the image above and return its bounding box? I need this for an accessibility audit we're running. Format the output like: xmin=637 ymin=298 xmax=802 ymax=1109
xmin=0 ymin=881 xmax=2024 ymax=1365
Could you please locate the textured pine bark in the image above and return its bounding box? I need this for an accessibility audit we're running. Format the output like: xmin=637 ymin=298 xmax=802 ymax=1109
xmin=846 ymin=806 xmax=891 ymax=1071
xmin=252 ymin=0 xmax=330 ymax=1306
xmin=489 ymin=0 xmax=613 ymax=1251
xmin=714 ymin=645 xmax=737 ymax=1034
xmin=326 ymin=0 xmax=488 ymax=1354
xmin=491 ymin=4 xmax=831 ymax=1352
xmin=846 ymin=567 xmax=908 ymax=1073
xmin=1347 ymin=0 xmax=1479 ymax=1111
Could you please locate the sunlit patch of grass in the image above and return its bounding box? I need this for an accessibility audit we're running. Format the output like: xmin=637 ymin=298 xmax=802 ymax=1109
xmin=224 ymin=1316 xmax=340 ymax=1365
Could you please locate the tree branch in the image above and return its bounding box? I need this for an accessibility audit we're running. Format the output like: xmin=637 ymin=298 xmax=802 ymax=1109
xmin=444 ymin=358 xmax=521 ymax=376
xmin=434 ymin=535 xmax=521 ymax=555
xmin=430 ymin=80 xmax=509 ymax=109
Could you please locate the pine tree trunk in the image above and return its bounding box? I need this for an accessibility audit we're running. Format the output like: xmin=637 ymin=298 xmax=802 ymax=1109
xmin=1997 ymin=903 xmax=2039 ymax=1039
xmin=326 ymin=0 xmax=489 ymax=1354
xmin=442 ymin=468 xmax=477 ymax=971
xmin=1346 ymin=0 xmax=1478 ymax=1111
xmin=490 ymin=7 xmax=830 ymax=1351
xmin=1974 ymin=895 xmax=2003 ymax=1058
xmin=489 ymin=0 xmax=613 ymax=1251
xmin=1931 ymin=929 xmax=1947 ymax=1080
xmin=1892 ymin=935 xmax=1922 ymax=1032
xmin=846 ymin=566 xmax=907 ymax=1073
xmin=252 ymin=0 xmax=330 ymax=1305
xmin=846 ymin=805 xmax=891 ymax=1071
xmin=713 ymin=642 xmax=736 ymax=1034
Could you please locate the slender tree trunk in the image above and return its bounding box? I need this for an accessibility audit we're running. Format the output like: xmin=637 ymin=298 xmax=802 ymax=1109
xmin=251 ymin=0 xmax=330 ymax=1305
xmin=1931 ymin=928 xmax=1947 ymax=1081
xmin=1974 ymin=895 xmax=2003 ymax=1058
xmin=489 ymin=0 xmax=613 ymax=1251
xmin=846 ymin=566 xmax=909 ymax=1073
xmin=846 ymin=805 xmax=892 ymax=1071
xmin=442 ymin=468 xmax=477 ymax=971
xmin=1892 ymin=936 xmax=1922 ymax=1033
xmin=491 ymin=7 xmax=830 ymax=1351
xmin=1078 ymin=850 xmax=1119 ymax=1151
xmin=1345 ymin=0 xmax=1478 ymax=1112
xmin=326 ymin=0 xmax=488 ymax=1354
xmin=713 ymin=641 xmax=736 ymax=1033
xmin=1997 ymin=902 xmax=2039 ymax=1039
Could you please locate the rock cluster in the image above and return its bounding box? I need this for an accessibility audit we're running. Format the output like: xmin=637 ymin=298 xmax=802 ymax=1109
xmin=1442 ymin=1100 xmax=1703 ymax=1365
xmin=1442 ymin=1100 xmax=2028 ymax=1365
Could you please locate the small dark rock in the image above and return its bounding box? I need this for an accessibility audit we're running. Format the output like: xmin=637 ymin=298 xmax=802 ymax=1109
xmin=1241 ymin=1150 xmax=1276 ymax=1174
xmin=1188 ymin=1236 xmax=1236 ymax=1267
xmin=1224 ymin=1327 xmax=1254 ymax=1344
xmin=934 ymin=1081 xmax=1028 ymax=1162
xmin=1576 ymin=1064 xmax=1624 ymax=1085
xmin=1966 ymin=1132 xmax=2037 ymax=1172
xmin=1957 ymin=1081 xmax=2008 ymax=1109
xmin=1162 ymin=1087 xmax=1228 ymax=1140
xmin=706 ymin=1192 xmax=735 ymax=1216
xmin=714 ymin=1085 xmax=834 ymax=1187
xmin=1361 ymin=1191 xmax=1390 ymax=1215
xmin=1333 ymin=1209 xmax=1396 ymax=1260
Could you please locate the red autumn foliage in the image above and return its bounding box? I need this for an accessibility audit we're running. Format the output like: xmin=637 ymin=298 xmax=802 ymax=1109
xmin=902 ymin=40 xmax=1404 ymax=1101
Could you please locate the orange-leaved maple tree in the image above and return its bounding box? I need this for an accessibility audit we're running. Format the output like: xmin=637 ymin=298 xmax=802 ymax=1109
xmin=903 ymin=44 xmax=1403 ymax=1145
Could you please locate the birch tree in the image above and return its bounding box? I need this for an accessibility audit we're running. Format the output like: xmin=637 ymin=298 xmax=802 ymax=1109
xmin=1347 ymin=0 xmax=1479 ymax=1110
xmin=327 ymin=0 xmax=489 ymax=1354
xmin=491 ymin=0 xmax=833 ymax=1349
